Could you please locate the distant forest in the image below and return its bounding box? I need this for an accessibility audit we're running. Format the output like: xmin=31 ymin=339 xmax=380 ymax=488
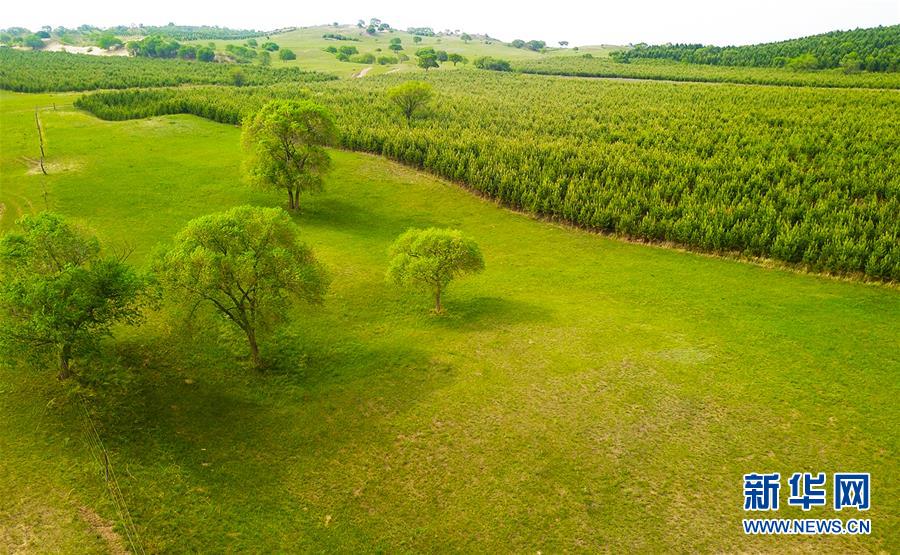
xmin=612 ymin=25 xmax=900 ymax=72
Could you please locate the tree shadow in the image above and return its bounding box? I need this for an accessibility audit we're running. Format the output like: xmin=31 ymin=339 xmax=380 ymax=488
xmin=301 ymin=197 xmax=432 ymax=241
xmin=426 ymin=295 xmax=553 ymax=331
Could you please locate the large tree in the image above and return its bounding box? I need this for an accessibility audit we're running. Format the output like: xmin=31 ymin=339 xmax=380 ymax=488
xmin=155 ymin=206 xmax=329 ymax=369
xmin=242 ymin=100 xmax=338 ymax=211
xmin=0 ymin=213 xmax=152 ymax=379
xmin=387 ymin=228 xmax=484 ymax=313
xmin=387 ymin=81 xmax=434 ymax=126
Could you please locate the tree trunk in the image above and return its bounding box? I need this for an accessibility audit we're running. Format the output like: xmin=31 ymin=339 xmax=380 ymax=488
xmin=293 ymin=190 xmax=301 ymax=212
xmin=246 ymin=326 xmax=262 ymax=370
xmin=57 ymin=343 xmax=72 ymax=380
xmin=434 ymin=285 xmax=443 ymax=313
xmin=287 ymin=189 xmax=296 ymax=210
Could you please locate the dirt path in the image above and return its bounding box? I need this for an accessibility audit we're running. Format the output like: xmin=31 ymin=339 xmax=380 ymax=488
xmin=79 ymin=506 xmax=129 ymax=554
xmin=354 ymin=67 xmax=372 ymax=78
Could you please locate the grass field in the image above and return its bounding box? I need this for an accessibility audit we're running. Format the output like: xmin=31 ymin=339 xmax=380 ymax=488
xmin=1 ymin=90 xmax=898 ymax=552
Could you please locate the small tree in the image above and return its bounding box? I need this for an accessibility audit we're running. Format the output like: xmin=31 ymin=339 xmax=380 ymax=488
xmin=0 ymin=213 xmax=152 ymax=379
xmin=232 ymin=69 xmax=246 ymax=86
xmin=24 ymin=34 xmax=45 ymax=50
xmin=387 ymin=81 xmax=434 ymax=126
xmin=241 ymin=100 xmax=338 ymax=211
xmin=461 ymin=33 xmax=472 ymax=43
xmin=279 ymin=48 xmax=297 ymax=60
xmin=155 ymin=206 xmax=329 ymax=369
xmin=413 ymin=36 xmax=422 ymax=44
xmin=418 ymin=54 xmax=439 ymax=70
xmin=448 ymin=53 xmax=468 ymax=66
xmin=387 ymin=228 xmax=484 ymax=313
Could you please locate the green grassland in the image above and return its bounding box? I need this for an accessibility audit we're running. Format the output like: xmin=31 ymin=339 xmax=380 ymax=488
xmin=1 ymin=90 xmax=898 ymax=551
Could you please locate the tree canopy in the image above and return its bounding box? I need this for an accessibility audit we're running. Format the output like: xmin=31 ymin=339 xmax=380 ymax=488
xmin=241 ymin=99 xmax=338 ymax=210
xmin=155 ymin=206 xmax=329 ymax=369
xmin=0 ymin=213 xmax=152 ymax=379
xmin=387 ymin=81 xmax=434 ymax=125
xmin=387 ymin=228 xmax=485 ymax=313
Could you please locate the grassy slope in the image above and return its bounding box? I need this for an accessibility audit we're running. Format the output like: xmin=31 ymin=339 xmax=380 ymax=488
xmin=189 ymin=24 xmax=585 ymax=77
xmin=1 ymin=91 xmax=898 ymax=552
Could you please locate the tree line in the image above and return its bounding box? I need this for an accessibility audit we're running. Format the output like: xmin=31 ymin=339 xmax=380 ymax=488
xmin=505 ymin=55 xmax=900 ymax=89
xmin=611 ymin=25 xmax=900 ymax=73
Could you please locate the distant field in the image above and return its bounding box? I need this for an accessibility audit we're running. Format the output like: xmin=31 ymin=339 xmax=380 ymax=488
xmin=509 ymin=56 xmax=900 ymax=89
xmin=2 ymin=90 xmax=898 ymax=552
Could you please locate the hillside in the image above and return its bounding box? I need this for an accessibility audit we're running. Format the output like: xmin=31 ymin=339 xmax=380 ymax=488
xmin=612 ymin=24 xmax=900 ymax=72
xmin=184 ymin=24 xmax=562 ymax=76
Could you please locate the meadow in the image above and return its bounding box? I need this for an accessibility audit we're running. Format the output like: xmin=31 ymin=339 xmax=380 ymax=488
xmin=1 ymin=82 xmax=899 ymax=553
xmin=76 ymin=72 xmax=900 ymax=280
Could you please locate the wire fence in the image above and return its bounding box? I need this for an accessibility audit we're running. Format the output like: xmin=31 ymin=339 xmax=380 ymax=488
xmin=78 ymin=396 xmax=147 ymax=555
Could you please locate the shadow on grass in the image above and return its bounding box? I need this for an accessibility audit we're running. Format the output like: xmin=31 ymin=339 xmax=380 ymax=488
xmin=300 ymin=196 xmax=434 ymax=240
xmin=427 ymin=295 xmax=553 ymax=331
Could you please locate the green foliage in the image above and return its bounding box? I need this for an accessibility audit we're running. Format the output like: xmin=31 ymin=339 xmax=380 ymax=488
xmin=177 ymin=44 xmax=197 ymax=60
xmin=154 ymin=206 xmax=329 ymax=369
xmin=416 ymin=49 xmax=439 ymax=70
xmin=197 ymin=46 xmax=216 ymax=62
xmin=261 ymin=41 xmax=280 ymax=51
xmin=241 ymin=99 xmax=338 ymax=210
xmin=448 ymin=53 xmax=468 ymax=66
xmin=408 ymin=27 xmax=434 ymax=37
xmin=786 ymin=52 xmax=819 ymax=71
xmin=0 ymin=213 xmax=152 ymax=378
xmin=127 ymin=34 xmax=181 ymax=58
xmin=77 ymin=72 xmax=900 ymax=280
xmin=23 ymin=34 xmax=45 ymax=49
xmin=279 ymin=48 xmax=297 ymax=61
xmin=611 ymin=25 xmax=900 ymax=72
xmin=387 ymin=80 xmax=434 ymax=125
xmin=509 ymin=55 xmax=900 ymax=88
xmin=113 ymin=24 xmax=274 ymax=41
xmin=322 ymin=33 xmax=358 ymax=42
xmin=349 ymin=52 xmax=376 ymax=64
xmin=473 ymin=56 xmax=511 ymax=71
xmin=225 ymin=43 xmax=257 ymax=63
xmin=0 ymin=49 xmax=335 ymax=92
xmin=96 ymin=33 xmax=123 ymax=50
xmin=377 ymin=55 xmax=399 ymax=65
xmin=387 ymin=227 xmax=484 ymax=312
xmin=245 ymin=38 xmax=258 ymax=47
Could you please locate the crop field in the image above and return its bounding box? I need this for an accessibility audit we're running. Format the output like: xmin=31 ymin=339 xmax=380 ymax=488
xmin=1 ymin=15 xmax=899 ymax=554
xmin=509 ymin=55 xmax=900 ymax=88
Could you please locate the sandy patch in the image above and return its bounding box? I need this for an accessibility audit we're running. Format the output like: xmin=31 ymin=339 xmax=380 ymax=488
xmin=22 ymin=156 xmax=83 ymax=175
xmin=78 ymin=506 xmax=129 ymax=555
xmin=43 ymin=41 xmax=130 ymax=57
xmin=354 ymin=67 xmax=373 ymax=78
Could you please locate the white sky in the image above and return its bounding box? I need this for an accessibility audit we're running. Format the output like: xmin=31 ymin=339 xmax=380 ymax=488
xmin=2 ymin=0 xmax=898 ymax=46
